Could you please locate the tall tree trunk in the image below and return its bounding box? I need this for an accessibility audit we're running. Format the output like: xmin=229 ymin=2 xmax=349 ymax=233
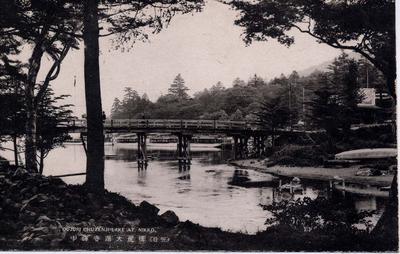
xmin=372 ymin=66 xmax=397 ymax=250
xmin=25 ymin=108 xmax=37 ymax=172
xmin=372 ymin=172 xmax=398 ymax=250
xmin=83 ymin=0 xmax=105 ymax=192
xmin=39 ymin=147 xmax=45 ymax=175
xmin=12 ymin=134 xmax=18 ymax=166
xmin=25 ymin=42 xmax=45 ymax=172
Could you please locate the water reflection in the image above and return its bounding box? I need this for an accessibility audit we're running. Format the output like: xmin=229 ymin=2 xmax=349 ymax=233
xmin=137 ymin=162 xmax=148 ymax=171
xmin=26 ymin=143 xmax=388 ymax=234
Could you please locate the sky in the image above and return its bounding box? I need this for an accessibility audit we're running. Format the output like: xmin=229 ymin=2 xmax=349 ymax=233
xmin=38 ymin=0 xmax=344 ymax=117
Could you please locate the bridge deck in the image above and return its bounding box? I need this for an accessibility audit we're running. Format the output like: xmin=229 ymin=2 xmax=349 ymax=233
xmin=63 ymin=119 xmax=273 ymax=135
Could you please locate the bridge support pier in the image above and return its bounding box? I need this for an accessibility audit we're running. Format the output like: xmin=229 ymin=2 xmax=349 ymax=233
xmin=253 ymin=135 xmax=266 ymax=157
xmin=176 ymin=133 xmax=191 ymax=165
xmin=137 ymin=132 xmax=148 ymax=169
xmin=232 ymin=135 xmax=249 ymax=160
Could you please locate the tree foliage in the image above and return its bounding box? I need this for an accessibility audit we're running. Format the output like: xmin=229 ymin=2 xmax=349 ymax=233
xmin=307 ymin=53 xmax=364 ymax=146
xmin=168 ymin=74 xmax=190 ymax=100
xmin=230 ymin=0 xmax=396 ymax=97
xmin=262 ymin=196 xmax=376 ymax=251
xmin=0 ymin=0 xmax=80 ymax=172
xmin=81 ymin=0 xmax=204 ymax=192
xmin=36 ymin=88 xmax=74 ymax=174
xmin=110 ymin=55 xmax=388 ymax=127
xmin=0 ymin=0 xmax=204 ymax=189
xmin=0 ymin=81 xmax=74 ymax=172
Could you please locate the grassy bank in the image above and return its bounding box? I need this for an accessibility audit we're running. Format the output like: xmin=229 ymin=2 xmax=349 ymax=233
xmin=0 ymin=163 xmax=394 ymax=251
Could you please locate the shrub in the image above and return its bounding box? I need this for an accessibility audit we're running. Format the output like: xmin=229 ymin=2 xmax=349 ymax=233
xmin=258 ymin=197 xmax=386 ymax=251
xmin=270 ymin=145 xmax=328 ymax=167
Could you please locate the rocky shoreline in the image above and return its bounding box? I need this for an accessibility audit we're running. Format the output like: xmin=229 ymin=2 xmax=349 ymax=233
xmin=0 ymin=162 xmax=277 ymax=251
xmin=0 ymin=161 xmax=394 ymax=251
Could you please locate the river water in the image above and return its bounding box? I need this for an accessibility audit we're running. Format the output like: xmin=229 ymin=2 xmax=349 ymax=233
xmin=1 ymin=142 xmax=387 ymax=234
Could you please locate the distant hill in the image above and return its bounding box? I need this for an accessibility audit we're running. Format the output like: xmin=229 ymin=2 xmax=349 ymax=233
xmin=297 ymin=51 xmax=361 ymax=77
xmin=297 ymin=60 xmax=332 ymax=77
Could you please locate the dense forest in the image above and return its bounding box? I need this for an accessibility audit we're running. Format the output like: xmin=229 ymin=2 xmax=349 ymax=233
xmin=110 ymin=53 xmax=387 ymax=126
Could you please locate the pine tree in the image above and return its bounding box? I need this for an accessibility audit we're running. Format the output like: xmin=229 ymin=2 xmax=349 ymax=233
xmin=307 ymin=74 xmax=341 ymax=151
xmin=248 ymin=74 xmax=266 ymax=88
xmin=0 ymin=0 xmax=80 ymax=172
xmin=339 ymin=60 xmax=362 ymax=134
xmin=307 ymin=58 xmax=363 ymax=149
xmin=230 ymin=109 xmax=244 ymax=121
xmin=255 ymin=93 xmax=290 ymax=148
xmin=111 ymin=98 xmax=122 ymax=119
xmin=36 ymin=88 xmax=74 ymax=174
xmin=168 ymin=74 xmax=189 ymax=100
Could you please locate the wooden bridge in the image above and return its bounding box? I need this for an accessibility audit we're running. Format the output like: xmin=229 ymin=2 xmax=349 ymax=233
xmin=66 ymin=118 xmax=267 ymax=134
xmin=61 ymin=118 xmax=302 ymax=167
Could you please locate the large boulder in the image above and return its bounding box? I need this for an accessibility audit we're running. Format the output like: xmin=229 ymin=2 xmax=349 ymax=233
xmin=160 ymin=210 xmax=179 ymax=226
xmin=139 ymin=201 xmax=159 ymax=216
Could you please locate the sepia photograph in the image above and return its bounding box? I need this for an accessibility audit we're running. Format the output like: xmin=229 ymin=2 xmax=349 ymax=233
xmin=0 ymin=0 xmax=397 ymax=251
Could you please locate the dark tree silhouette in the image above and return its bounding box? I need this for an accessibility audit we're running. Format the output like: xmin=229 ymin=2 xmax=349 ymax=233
xmin=82 ymin=0 xmax=105 ymax=192
xmin=0 ymin=0 xmax=80 ymax=172
xmin=80 ymin=0 xmax=203 ymax=192
xmin=230 ymin=0 xmax=396 ymax=98
xmin=255 ymin=94 xmax=290 ymax=149
xmin=36 ymin=89 xmax=74 ymax=174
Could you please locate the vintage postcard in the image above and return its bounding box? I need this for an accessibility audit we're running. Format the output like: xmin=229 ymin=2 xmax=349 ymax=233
xmin=0 ymin=0 xmax=397 ymax=251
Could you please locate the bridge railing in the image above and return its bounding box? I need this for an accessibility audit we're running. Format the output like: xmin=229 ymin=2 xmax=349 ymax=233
xmin=106 ymin=119 xmax=254 ymax=130
xmin=64 ymin=119 xmax=258 ymax=130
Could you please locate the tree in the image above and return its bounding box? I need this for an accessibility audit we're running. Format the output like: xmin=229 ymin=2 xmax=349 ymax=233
xmin=308 ymin=57 xmax=363 ymax=149
xmin=307 ymin=74 xmax=341 ymax=151
xmin=232 ymin=77 xmax=246 ymax=87
xmin=200 ymin=110 xmax=229 ymax=120
xmin=230 ymin=0 xmax=396 ymax=98
xmin=230 ymin=109 xmax=244 ymax=121
xmin=0 ymin=76 xmax=26 ymax=166
xmin=357 ymin=58 xmax=386 ymax=90
xmin=111 ymin=98 xmax=122 ymax=119
xmin=0 ymin=0 xmax=80 ymax=172
xmin=168 ymin=74 xmax=190 ymax=100
xmin=340 ymin=60 xmax=362 ymax=134
xmin=210 ymin=81 xmax=225 ymax=94
xmin=82 ymin=0 xmax=105 ymax=192
xmin=36 ymin=88 xmax=74 ymax=174
xmin=223 ymin=79 xmax=256 ymax=114
xmin=248 ymin=74 xmax=266 ymax=88
xmin=213 ymin=110 xmax=230 ymax=120
xmin=0 ymin=80 xmax=73 ymax=172
xmin=121 ymin=87 xmax=141 ymax=118
xmin=255 ymin=93 xmax=290 ymax=148
xmin=81 ymin=0 xmax=203 ymax=192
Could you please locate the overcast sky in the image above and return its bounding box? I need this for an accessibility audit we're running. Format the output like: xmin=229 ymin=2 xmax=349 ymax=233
xmin=40 ymin=0 xmax=343 ymax=116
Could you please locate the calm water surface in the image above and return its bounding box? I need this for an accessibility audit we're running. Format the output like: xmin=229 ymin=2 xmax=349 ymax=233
xmin=1 ymin=142 xmax=387 ymax=234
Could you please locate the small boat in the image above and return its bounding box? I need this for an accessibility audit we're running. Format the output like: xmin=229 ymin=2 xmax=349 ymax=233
xmin=229 ymin=170 xmax=250 ymax=184
xmin=379 ymin=185 xmax=391 ymax=191
xmin=115 ymin=134 xmax=138 ymax=143
xmin=279 ymin=177 xmax=304 ymax=193
xmin=104 ymin=154 xmax=118 ymax=160
xmin=149 ymin=136 xmax=177 ymax=143
xmin=335 ymin=148 xmax=397 ymax=160
xmin=334 ymin=184 xmax=389 ymax=198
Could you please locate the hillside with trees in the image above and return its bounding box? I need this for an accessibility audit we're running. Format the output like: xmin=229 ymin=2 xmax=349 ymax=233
xmin=111 ymin=54 xmax=389 ymax=127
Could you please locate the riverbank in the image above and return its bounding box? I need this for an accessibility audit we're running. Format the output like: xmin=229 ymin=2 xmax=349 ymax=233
xmin=0 ymin=162 xmax=394 ymax=251
xmin=230 ymin=159 xmax=394 ymax=187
